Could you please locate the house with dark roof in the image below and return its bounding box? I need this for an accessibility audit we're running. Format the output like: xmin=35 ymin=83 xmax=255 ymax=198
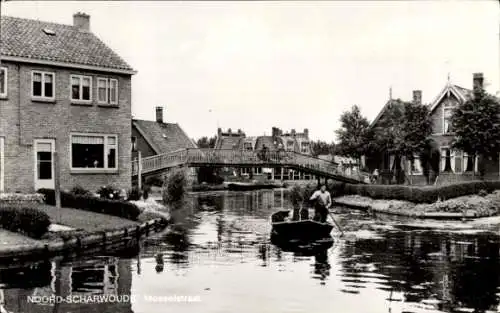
xmin=131 ymin=106 xmax=197 ymax=159
xmin=427 ymin=73 xmax=500 ymax=184
xmin=0 ymin=13 xmax=136 ymax=192
xmin=214 ymin=127 xmax=314 ymax=181
xmin=367 ymin=73 xmax=499 ymax=185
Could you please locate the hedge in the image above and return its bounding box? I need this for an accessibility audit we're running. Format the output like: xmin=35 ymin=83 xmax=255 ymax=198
xmin=37 ymin=189 xmax=141 ymax=221
xmin=332 ymin=180 xmax=500 ymax=204
xmin=0 ymin=207 xmax=51 ymax=239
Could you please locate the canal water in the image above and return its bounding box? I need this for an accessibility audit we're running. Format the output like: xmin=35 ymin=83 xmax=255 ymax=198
xmin=1 ymin=189 xmax=500 ymax=313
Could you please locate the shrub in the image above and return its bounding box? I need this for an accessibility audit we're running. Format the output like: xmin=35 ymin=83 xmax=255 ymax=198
xmin=97 ymin=185 xmax=123 ymax=200
xmin=478 ymin=189 xmax=488 ymax=197
xmin=0 ymin=207 xmax=51 ymax=239
xmin=163 ymin=169 xmax=188 ymax=206
xmin=290 ymin=185 xmax=305 ymax=208
xmin=338 ymin=180 xmax=500 ymax=204
xmin=37 ymin=189 xmax=141 ymax=221
xmin=70 ymin=185 xmax=91 ymax=196
xmin=127 ymin=187 xmax=143 ymax=201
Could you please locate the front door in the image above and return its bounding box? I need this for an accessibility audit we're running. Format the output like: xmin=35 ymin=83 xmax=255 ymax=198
xmin=34 ymin=139 xmax=55 ymax=190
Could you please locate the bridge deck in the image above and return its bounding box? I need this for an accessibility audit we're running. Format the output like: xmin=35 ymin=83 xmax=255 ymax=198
xmin=132 ymin=149 xmax=368 ymax=184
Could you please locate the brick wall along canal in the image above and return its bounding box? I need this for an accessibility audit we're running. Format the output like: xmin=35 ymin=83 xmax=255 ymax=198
xmin=2 ymin=189 xmax=500 ymax=313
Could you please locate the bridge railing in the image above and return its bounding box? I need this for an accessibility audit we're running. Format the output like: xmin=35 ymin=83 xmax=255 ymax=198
xmin=132 ymin=148 xmax=370 ymax=183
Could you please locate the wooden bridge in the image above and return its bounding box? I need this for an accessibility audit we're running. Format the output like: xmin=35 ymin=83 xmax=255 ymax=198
xmin=131 ymin=148 xmax=369 ymax=184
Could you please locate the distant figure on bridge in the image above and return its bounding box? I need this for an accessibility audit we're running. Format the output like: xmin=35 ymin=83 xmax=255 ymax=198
xmin=309 ymin=184 xmax=331 ymax=223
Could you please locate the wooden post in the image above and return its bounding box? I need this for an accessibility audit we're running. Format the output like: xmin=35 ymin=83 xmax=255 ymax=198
xmin=53 ymin=151 xmax=61 ymax=223
xmin=137 ymin=151 xmax=142 ymax=191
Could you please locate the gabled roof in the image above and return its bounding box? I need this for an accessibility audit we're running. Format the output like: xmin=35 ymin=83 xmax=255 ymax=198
xmin=215 ymin=135 xmax=244 ymax=150
xmin=132 ymin=119 xmax=197 ymax=155
xmin=428 ymin=84 xmax=472 ymax=112
xmin=370 ymin=99 xmax=404 ymax=129
xmin=1 ymin=15 xmax=135 ymax=74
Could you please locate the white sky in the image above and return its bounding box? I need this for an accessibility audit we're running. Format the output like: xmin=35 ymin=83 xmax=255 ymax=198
xmin=4 ymin=1 xmax=499 ymax=142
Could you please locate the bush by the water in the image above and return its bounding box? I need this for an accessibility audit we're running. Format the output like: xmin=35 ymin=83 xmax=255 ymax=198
xmin=338 ymin=180 xmax=500 ymax=203
xmin=163 ymin=169 xmax=188 ymax=206
xmin=0 ymin=207 xmax=51 ymax=238
xmin=37 ymin=189 xmax=141 ymax=221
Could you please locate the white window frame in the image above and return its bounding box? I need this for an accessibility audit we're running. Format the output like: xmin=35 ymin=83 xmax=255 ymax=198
xmin=463 ymin=152 xmax=479 ymax=173
xmin=70 ymin=75 xmax=92 ymax=103
xmin=31 ymin=71 xmax=55 ymax=101
xmin=0 ymin=67 xmax=7 ymax=98
xmin=407 ymin=155 xmax=423 ymax=175
xmin=97 ymin=77 xmax=118 ymax=105
xmin=70 ymin=133 xmax=118 ymax=173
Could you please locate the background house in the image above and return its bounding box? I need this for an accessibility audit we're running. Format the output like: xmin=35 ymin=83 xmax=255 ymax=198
xmin=367 ymin=73 xmax=497 ymax=185
xmin=0 ymin=13 xmax=135 ymax=192
xmin=132 ymin=106 xmax=197 ymax=159
xmin=214 ymin=127 xmax=314 ymax=181
xmin=427 ymin=73 xmax=500 ymax=184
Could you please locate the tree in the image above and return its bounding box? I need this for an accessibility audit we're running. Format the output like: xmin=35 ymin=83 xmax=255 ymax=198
xmin=372 ymin=100 xmax=432 ymax=184
xmin=310 ymin=140 xmax=335 ymax=157
xmin=335 ymin=105 xmax=373 ymax=165
xmin=450 ymin=88 xmax=500 ymax=178
xmin=196 ymin=136 xmax=217 ymax=149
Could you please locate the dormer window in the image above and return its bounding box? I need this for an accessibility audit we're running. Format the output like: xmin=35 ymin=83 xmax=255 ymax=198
xmin=42 ymin=28 xmax=56 ymax=36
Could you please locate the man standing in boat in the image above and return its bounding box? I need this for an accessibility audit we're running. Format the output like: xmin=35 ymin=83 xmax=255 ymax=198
xmin=309 ymin=184 xmax=332 ymax=223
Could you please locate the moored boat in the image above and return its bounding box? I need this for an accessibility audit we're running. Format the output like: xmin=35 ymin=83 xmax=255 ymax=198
xmin=270 ymin=210 xmax=334 ymax=240
xmin=227 ymin=182 xmax=279 ymax=191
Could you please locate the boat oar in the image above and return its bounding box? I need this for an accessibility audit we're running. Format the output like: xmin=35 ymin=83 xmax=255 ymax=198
xmin=328 ymin=210 xmax=344 ymax=237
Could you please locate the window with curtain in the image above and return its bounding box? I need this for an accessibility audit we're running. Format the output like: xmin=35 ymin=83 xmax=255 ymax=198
xmin=71 ymin=134 xmax=118 ymax=170
xmin=463 ymin=153 xmax=476 ymax=172
xmin=0 ymin=68 xmax=7 ymax=97
xmin=71 ymin=75 xmax=92 ymax=101
xmin=32 ymin=71 xmax=54 ymax=99
xmin=441 ymin=148 xmax=453 ymax=172
xmin=97 ymin=77 xmax=118 ymax=105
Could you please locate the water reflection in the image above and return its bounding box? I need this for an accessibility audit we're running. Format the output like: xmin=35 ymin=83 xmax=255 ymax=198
xmin=3 ymin=190 xmax=500 ymax=312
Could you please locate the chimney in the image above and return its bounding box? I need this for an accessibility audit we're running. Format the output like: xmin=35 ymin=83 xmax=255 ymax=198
xmin=155 ymin=107 xmax=163 ymax=123
xmin=217 ymin=128 xmax=222 ymax=137
xmin=73 ymin=12 xmax=90 ymax=32
xmin=473 ymin=73 xmax=484 ymax=99
xmin=304 ymin=128 xmax=309 ymax=139
xmin=272 ymin=127 xmax=279 ymax=138
xmin=412 ymin=90 xmax=422 ymax=105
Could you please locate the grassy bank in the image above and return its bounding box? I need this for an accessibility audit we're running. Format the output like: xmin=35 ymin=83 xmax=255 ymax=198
xmin=335 ymin=191 xmax=500 ymax=218
xmin=334 ymin=180 xmax=500 ymax=203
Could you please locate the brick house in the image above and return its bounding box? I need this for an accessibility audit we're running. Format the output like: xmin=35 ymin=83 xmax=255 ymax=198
xmin=131 ymin=106 xmax=197 ymax=159
xmin=427 ymin=73 xmax=500 ymax=184
xmin=0 ymin=13 xmax=136 ymax=193
xmin=214 ymin=127 xmax=314 ymax=181
xmin=368 ymin=73 xmax=498 ymax=185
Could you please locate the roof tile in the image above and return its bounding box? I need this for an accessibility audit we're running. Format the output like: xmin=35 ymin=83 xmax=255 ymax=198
xmin=133 ymin=119 xmax=197 ymax=154
xmin=1 ymin=15 xmax=133 ymax=72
